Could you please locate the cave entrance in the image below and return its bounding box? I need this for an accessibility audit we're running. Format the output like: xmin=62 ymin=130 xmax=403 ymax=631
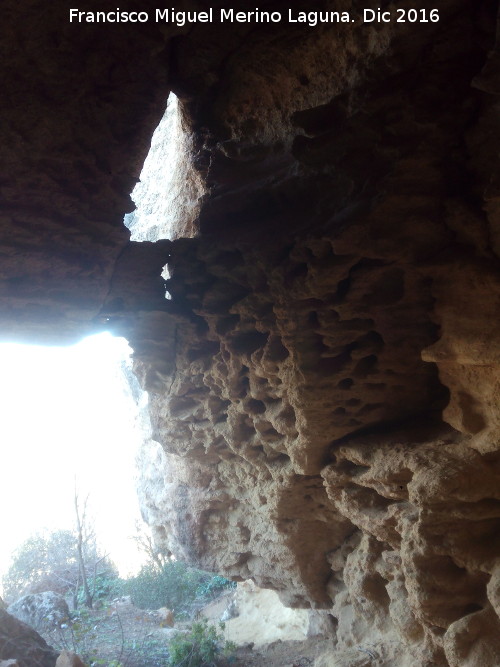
xmin=123 ymin=92 xmax=203 ymax=242
xmin=0 ymin=332 xmax=146 ymax=585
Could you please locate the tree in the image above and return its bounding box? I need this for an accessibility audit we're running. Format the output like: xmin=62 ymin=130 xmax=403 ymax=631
xmin=2 ymin=523 xmax=116 ymax=606
xmin=71 ymin=482 xmax=116 ymax=610
xmin=3 ymin=530 xmax=78 ymax=601
xmin=131 ymin=520 xmax=171 ymax=573
xmin=74 ymin=488 xmax=93 ymax=609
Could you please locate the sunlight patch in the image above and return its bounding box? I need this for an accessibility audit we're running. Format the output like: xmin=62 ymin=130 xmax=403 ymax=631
xmin=124 ymin=93 xmax=204 ymax=241
xmin=0 ymin=333 xmax=145 ymax=582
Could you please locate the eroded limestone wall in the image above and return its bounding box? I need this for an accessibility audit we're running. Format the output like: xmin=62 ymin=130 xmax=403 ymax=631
xmin=132 ymin=4 xmax=500 ymax=665
xmin=2 ymin=1 xmax=500 ymax=665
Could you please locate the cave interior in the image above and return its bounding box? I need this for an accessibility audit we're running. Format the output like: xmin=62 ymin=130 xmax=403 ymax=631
xmin=2 ymin=0 xmax=500 ymax=665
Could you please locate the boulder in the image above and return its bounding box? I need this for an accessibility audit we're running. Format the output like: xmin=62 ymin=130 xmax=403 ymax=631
xmin=111 ymin=595 xmax=132 ymax=606
xmin=56 ymin=649 xmax=87 ymax=667
xmin=0 ymin=608 xmax=59 ymax=667
xmin=157 ymin=607 xmax=174 ymax=627
xmin=7 ymin=592 xmax=69 ymax=631
xmin=200 ymin=581 xmax=309 ymax=647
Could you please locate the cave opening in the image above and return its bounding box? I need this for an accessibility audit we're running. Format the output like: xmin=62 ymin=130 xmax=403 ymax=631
xmin=123 ymin=92 xmax=203 ymax=243
xmin=0 ymin=332 xmax=146 ymax=587
xmin=3 ymin=1 xmax=500 ymax=663
xmin=0 ymin=94 xmax=199 ymax=591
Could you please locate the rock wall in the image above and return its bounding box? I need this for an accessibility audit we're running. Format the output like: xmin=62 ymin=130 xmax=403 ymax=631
xmin=2 ymin=1 xmax=500 ymax=665
xmin=133 ymin=3 xmax=500 ymax=664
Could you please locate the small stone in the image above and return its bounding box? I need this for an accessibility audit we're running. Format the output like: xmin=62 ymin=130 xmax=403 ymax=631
xmin=55 ymin=650 xmax=87 ymax=667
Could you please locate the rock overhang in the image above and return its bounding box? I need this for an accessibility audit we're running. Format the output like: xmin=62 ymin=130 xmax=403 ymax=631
xmin=2 ymin=1 xmax=500 ymax=664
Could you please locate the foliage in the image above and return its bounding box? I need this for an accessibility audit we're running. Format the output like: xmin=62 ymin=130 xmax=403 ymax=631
xmin=118 ymin=561 xmax=203 ymax=616
xmin=131 ymin=520 xmax=171 ymax=573
xmin=4 ymin=521 xmax=238 ymax=666
xmin=77 ymin=572 xmax=120 ymax=607
xmin=195 ymin=576 xmax=236 ymax=601
xmin=2 ymin=530 xmax=75 ymax=599
xmin=125 ymin=521 xmax=235 ymax=617
xmin=168 ymin=619 xmax=236 ymax=667
xmin=2 ymin=529 xmax=117 ymax=603
xmin=117 ymin=561 xmax=235 ymax=618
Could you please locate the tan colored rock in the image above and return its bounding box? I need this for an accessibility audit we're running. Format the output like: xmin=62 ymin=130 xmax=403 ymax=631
xmin=1 ymin=2 xmax=500 ymax=666
xmin=443 ymin=607 xmax=500 ymax=667
xmin=199 ymin=580 xmax=309 ymax=647
xmin=55 ymin=651 xmax=87 ymax=667
xmin=157 ymin=607 xmax=174 ymax=627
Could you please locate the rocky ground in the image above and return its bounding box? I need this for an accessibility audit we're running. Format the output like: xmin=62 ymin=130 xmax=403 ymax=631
xmin=40 ymin=603 xmax=171 ymax=667
xmin=33 ymin=598 xmax=331 ymax=667
xmin=234 ymin=638 xmax=333 ymax=667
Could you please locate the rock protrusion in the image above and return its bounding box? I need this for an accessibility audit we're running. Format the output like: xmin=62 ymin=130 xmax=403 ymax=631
xmin=0 ymin=609 xmax=59 ymax=667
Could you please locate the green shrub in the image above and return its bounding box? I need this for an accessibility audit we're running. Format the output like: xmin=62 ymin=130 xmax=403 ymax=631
xmin=77 ymin=572 xmax=121 ymax=607
xmin=195 ymin=576 xmax=236 ymax=601
xmin=168 ymin=619 xmax=236 ymax=667
xmin=117 ymin=562 xmax=234 ymax=617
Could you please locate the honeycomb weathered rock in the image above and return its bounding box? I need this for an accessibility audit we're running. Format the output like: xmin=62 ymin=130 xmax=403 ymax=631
xmin=2 ymin=1 xmax=500 ymax=664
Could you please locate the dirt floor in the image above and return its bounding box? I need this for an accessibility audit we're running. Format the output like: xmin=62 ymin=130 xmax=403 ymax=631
xmin=42 ymin=602 xmax=171 ymax=666
xmin=234 ymin=637 xmax=333 ymax=667
xmin=38 ymin=600 xmax=333 ymax=667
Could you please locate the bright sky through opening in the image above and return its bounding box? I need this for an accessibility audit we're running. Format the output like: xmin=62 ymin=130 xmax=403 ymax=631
xmin=0 ymin=333 xmax=145 ymax=587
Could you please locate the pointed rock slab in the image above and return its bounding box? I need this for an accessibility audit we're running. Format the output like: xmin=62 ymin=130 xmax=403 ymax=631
xmin=0 ymin=609 xmax=59 ymax=667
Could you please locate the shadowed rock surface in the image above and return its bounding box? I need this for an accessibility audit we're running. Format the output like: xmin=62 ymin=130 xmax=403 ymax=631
xmin=0 ymin=610 xmax=59 ymax=667
xmin=2 ymin=1 xmax=500 ymax=664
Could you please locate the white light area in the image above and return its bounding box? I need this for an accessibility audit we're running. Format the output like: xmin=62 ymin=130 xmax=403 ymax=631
xmin=0 ymin=333 xmax=147 ymax=590
xmin=124 ymin=93 xmax=203 ymax=242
